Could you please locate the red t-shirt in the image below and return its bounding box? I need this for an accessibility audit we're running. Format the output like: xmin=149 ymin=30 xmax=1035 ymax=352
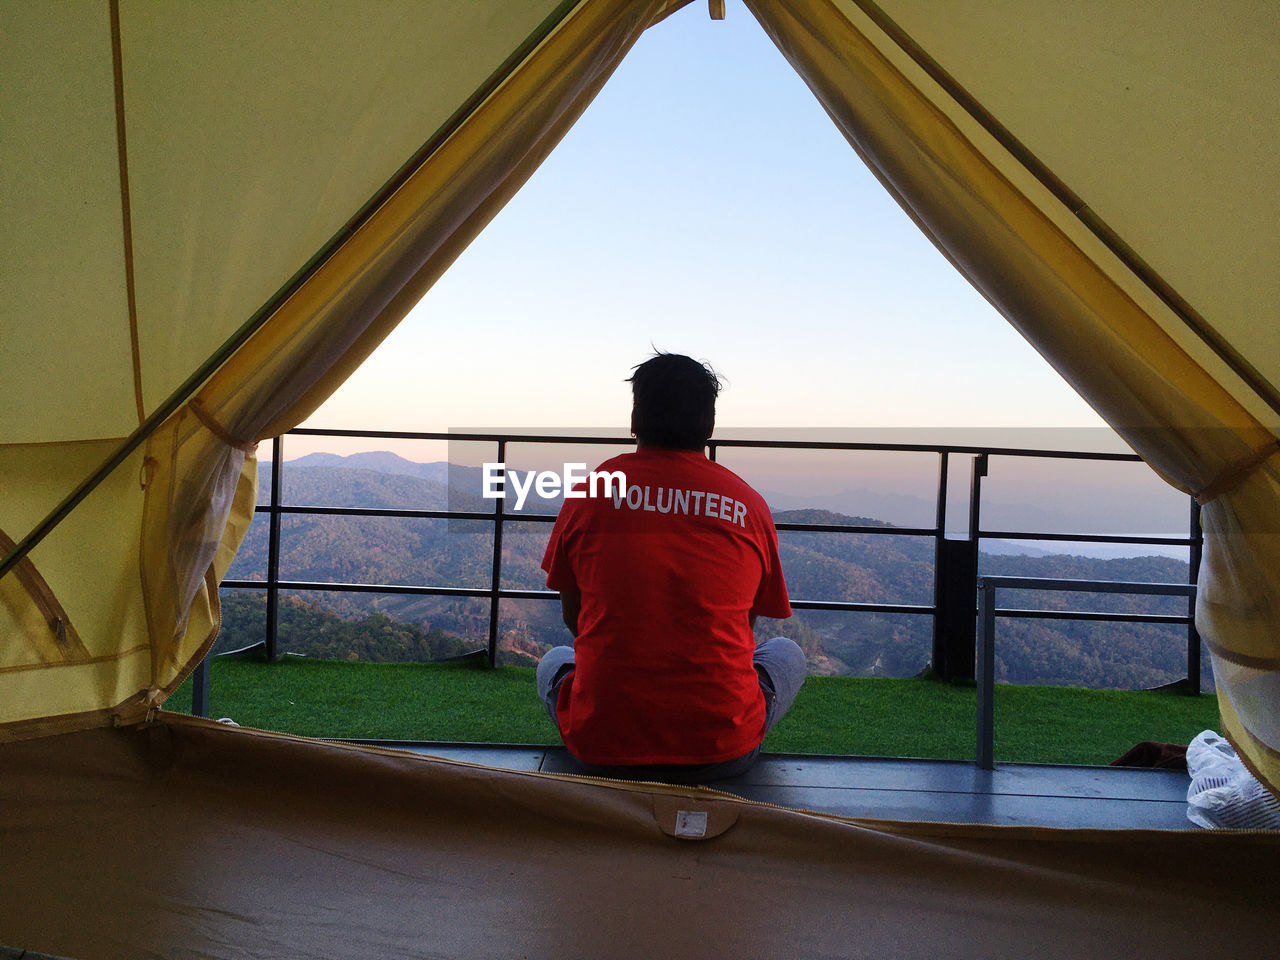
xmin=541 ymin=447 xmax=792 ymax=766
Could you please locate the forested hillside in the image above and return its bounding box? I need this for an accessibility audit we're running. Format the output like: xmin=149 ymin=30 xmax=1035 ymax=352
xmin=219 ymin=460 xmax=1205 ymax=689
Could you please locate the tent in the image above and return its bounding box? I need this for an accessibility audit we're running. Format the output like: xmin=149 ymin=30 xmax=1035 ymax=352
xmin=3 ymin=1 xmax=1277 ymax=955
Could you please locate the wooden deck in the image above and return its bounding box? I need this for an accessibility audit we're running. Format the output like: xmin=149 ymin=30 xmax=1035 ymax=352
xmin=354 ymin=742 xmax=1193 ymax=830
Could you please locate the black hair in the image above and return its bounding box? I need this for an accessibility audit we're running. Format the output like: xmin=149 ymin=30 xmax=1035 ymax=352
xmin=627 ymin=352 xmax=722 ymax=450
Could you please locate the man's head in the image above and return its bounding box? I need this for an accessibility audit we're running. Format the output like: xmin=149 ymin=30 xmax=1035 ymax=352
xmin=627 ymin=352 xmax=721 ymax=450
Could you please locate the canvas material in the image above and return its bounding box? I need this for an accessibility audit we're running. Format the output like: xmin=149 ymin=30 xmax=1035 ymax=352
xmin=744 ymin=0 xmax=1280 ymax=794
xmin=2 ymin=717 xmax=1277 ymax=959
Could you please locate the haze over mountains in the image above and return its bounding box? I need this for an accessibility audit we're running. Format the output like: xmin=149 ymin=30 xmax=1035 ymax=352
xmin=220 ymin=452 xmax=1206 ymax=690
xmin=279 ymin=451 xmax=1190 ymax=557
xmin=287 ymin=451 xmax=452 ymax=482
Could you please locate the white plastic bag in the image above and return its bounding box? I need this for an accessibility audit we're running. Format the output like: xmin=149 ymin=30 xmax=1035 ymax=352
xmin=1185 ymin=730 xmax=1280 ymax=830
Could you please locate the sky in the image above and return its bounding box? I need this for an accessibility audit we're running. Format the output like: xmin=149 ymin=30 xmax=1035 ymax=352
xmin=284 ymin=2 xmax=1190 ymax=546
xmin=295 ymin=0 xmax=1110 ymax=457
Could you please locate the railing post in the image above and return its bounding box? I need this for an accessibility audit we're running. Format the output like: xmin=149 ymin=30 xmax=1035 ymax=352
xmin=191 ymin=652 xmax=211 ymax=718
xmin=936 ymin=452 xmax=985 ymax=683
xmin=266 ymin=435 xmax=283 ymax=662
xmin=1186 ymin=497 xmax=1203 ymax=694
xmin=975 ymin=577 xmax=996 ymax=769
xmin=486 ymin=438 xmax=507 ymax=668
xmin=931 ymin=452 xmax=948 ymax=670
xmin=933 ymin=451 xmax=978 ymax=681
xmin=968 ymin=453 xmax=987 ymax=558
xmin=970 ymin=453 xmax=987 ymax=642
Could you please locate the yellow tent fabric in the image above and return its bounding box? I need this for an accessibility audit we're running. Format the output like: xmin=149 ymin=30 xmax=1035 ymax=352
xmin=1 ymin=0 xmax=685 ymax=735
xmin=742 ymin=0 xmax=1280 ymax=790
xmin=1 ymin=0 xmax=1277 ymax=800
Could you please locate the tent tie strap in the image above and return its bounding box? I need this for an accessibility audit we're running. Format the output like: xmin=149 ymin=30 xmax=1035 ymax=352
xmin=188 ymin=400 xmax=257 ymax=453
xmin=139 ymin=456 xmax=158 ymax=490
xmin=0 ymin=528 xmax=86 ymax=656
xmin=1194 ymin=439 xmax=1280 ymax=506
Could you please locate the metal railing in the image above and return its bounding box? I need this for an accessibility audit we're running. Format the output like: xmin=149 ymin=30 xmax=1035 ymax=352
xmin=199 ymin=428 xmax=1205 ymax=728
xmin=975 ymin=577 xmax=1198 ymax=769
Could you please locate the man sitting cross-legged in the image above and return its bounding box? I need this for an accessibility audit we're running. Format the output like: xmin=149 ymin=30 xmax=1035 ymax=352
xmin=536 ymin=352 xmax=806 ymax=783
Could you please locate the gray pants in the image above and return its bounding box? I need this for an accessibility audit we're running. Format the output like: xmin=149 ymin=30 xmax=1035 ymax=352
xmin=535 ymin=636 xmax=807 ymax=783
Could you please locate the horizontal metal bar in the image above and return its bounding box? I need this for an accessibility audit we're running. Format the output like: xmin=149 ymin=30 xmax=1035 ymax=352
xmin=253 ymin=504 xmax=563 ymax=524
xmin=709 ymin=438 xmax=1141 ymax=461
xmin=991 ymin=608 xmax=1190 ymax=625
xmin=222 ymin=581 xmax=489 ymax=598
xmin=221 ymin=580 xmax=558 ymax=601
xmin=220 ymin=579 xmax=928 ymax=615
xmin=977 ymin=576 xmax=1195 ymax=596
xmin=777 ymin=522 xmax=937 ymax=536
xmin=789 ymin=599 xmax=933 ymax=615
xmin=979 ymin=530 xmax=1193 ymax=546
xmin=287 ymin=428 xmax=630 ymax=445
xmin=284 ymin=427 xmax=1142 ymax=462
xmin=254 ymin=506 xmax=939 ymax=536
xmin=255 ymin=505 xmax=496 ymax=521
xmin=491 ymin=588 xmax=558 ymax=601
xmin=220 ymin=561 xmax=1193 ymax=616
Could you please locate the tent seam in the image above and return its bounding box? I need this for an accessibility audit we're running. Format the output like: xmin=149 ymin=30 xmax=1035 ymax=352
xmin=0 ymin=642 xmax=150 ymax=676
xmin=109 ymin=0 xmax=145 ymax=426
xmin=0 ymin=437 xmax=131 ymax=450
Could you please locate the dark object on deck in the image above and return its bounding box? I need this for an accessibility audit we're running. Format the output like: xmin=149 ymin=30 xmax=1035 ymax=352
xmin=1111 ymin=741 xmax=1188 ymax=770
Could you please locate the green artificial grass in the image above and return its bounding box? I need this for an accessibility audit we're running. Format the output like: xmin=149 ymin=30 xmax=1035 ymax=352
xmin=167 ymin=657 xmax=558 ymax=744
xmin=766 ymin=675 xmax=1220 ymax=765
xmin=165 ymin=657 xmax=1220 ymax=766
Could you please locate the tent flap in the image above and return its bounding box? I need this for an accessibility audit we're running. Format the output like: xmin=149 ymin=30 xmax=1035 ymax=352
xmin=1 ymin=0 xmax=689 ymax=732
xmin=743 ymin=0 xmax=1280 ymax=793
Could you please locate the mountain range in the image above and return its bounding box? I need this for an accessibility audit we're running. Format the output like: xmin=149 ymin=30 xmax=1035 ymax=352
xmin=220 ymin=453 xmax=1205 ymax=689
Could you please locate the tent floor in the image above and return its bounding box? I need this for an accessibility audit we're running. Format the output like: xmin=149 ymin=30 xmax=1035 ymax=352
xmin=354 ymin=742 xmax=1192 ymax=829
xmin=7 ymin=718 xmax=1276 ymax=960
